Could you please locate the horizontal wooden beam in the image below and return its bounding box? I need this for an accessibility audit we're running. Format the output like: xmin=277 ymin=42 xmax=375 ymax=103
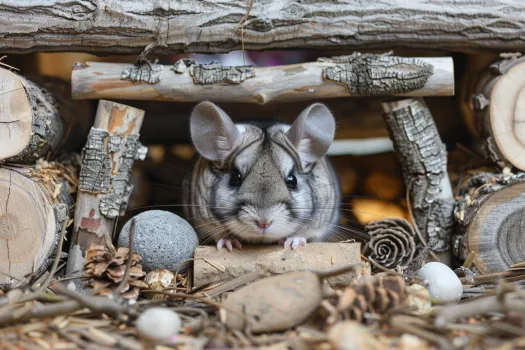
xmin=72 ymin=57 xmax=453 ymax=104
xmin=1 ymin=1 xmax=525 ymax=54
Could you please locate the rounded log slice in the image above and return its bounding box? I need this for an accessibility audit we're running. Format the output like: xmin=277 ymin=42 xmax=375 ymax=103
xmin=465 ymin=55 xmax=525 ymax=170
xmin=0 ymin=69 xmax=33 ymax=160
xmin=0 ymin=167 xmax=70 ymax=287
xmin=0 ymin=68 xmax=63 ymax=164
xmin=466 ymin=182 xmax=525 ymax=273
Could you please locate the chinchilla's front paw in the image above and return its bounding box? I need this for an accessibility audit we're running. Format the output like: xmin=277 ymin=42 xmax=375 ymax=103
xmin=216 ymin=238 xmax=242 ymax=252
xmin=281 ymin=236 xmax=307 ymax=250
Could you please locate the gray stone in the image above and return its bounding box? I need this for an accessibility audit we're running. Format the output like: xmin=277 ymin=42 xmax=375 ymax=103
xmin=118 ymin=210 xmax=198 ymax=272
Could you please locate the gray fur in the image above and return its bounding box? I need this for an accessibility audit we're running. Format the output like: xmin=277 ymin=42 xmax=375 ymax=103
xmin=184 ymin=101 xmax=341 ymax=245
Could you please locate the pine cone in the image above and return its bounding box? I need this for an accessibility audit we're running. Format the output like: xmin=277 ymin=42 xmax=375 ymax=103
xmin=325 ymin=273 xmax=407 ymax=323
xmin=364 ymin=218 xmax=417 ymax=269
xmin=84 ymin=244 xmax=148 ymax=299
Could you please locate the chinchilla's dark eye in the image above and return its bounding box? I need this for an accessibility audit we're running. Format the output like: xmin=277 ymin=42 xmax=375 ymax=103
xmin=286 ymin=173 xmax=297 ymax=189
xmin=229 ymin=168 xmax=242 ymax=187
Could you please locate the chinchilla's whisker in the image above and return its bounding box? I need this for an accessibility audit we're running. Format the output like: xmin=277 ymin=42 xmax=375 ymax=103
xmin=291 ymin=205 xmax=400 ymax=220
xmin=294 ymin=215 xmax=369 ymax=240
xmin=125 ymin=204 xmax=233 ymax=212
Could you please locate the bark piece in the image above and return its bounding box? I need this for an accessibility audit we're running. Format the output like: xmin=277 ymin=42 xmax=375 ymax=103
xmin=320 ymin=53 xmax=434 ymax=96
xmin=1 ymin=1 xmax=525 ymax=54
xmin=0 ymin=163 xmax=75 ymax=288
xmin=66 ymin=100 xmax=146 ymax=284
xmin=26 ymin=75 xmax=94 ymax=153
xmin=71 ymin=57 xmax=453 ymax=104
xmin=189 ymin=62 xmax=255 ymax=85
xmin=462 ymin=54 xmax=525 ymax=171
xmin=381 ymin=98 xmax=454 ymax=253
xmin=121 ymin=60 xmax=163 ymax=84
xmin=0 ymin=67 xmax=64 ymax=164
xmin=193 ymin=243 xmax=370 ymax=289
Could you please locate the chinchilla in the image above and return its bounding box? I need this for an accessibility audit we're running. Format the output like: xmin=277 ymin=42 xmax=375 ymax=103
xmin=183 ymin=101 xmax=359 ymax=251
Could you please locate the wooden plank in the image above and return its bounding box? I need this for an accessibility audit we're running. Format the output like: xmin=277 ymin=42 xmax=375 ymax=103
xmin=193 ymin=243 xmax=370 ymax=288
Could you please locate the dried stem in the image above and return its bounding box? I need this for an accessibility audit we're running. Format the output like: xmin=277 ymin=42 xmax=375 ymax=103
xmin=113 ymin=219 xmax=135 ymax=297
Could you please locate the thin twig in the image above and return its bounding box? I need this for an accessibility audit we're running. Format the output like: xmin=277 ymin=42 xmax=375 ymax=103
xmin=36 ymin=218 xmax=69 ymax=293
xmin=238 ymin=0 xmax=254 ymax=66
xmin=113 ymin=219 xmax=135 ymax=297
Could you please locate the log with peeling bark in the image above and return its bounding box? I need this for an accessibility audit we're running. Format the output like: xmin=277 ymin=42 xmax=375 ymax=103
xmin=381 ymin=98 xmax=455 ymax=255
xmin=0 ymin=163 xmax=75 ymax=288
xmin=454 ymin=172 xmax=525 ymax=273
xmin=193 ymin=243 xmax=370 ymax=289
xmin=462 ymin=54 xmax=525 ymax=171
xmin=66 ymin=100 xmax=147 ymax=283
xmin=71 ymin=55 xmax=454 ymax=104
xmin=0 ymin=67 xmax=64 ymax=164
xmin=1 ymin=1 xmax=525 ymax=54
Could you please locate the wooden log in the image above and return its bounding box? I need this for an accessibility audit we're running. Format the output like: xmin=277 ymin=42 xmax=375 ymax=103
xmin=462 ymin=54 xmax=525 ymax=171
xmin=0 ymin=67 xmax=64 ymax=164
xmin=66 ymin=100 xmax=146 ymax=281
xmin=462 ymin=182 xmax=525 ymax=274
xmin=71 ymin=56 xmax=454 ymax=104
xmin=1 ymin=1 xmax=525 ymax=54
xmin=0 ymin=163 xmax=75 ymax=288
xmin=381 ymin=98 xmax=455 ymax=254
xmin=193 ymin=243 xmax=370 ymax=289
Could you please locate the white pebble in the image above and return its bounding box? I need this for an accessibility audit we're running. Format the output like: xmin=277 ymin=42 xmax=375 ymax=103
xmin=136 ymin=307 xmax=181 ymax=342
xmin=417 ymin=262 xmax=462 ymax=303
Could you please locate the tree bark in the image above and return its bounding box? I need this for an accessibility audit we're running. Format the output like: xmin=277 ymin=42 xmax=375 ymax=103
xmin=71 ymin=56 xmax=454 ymax=104
xmin=193 ymin=243 xmax=370 ymax=289
xmin=0 ymin=163 xmax=75 ymax=288
xmin=0 ymin=68 xmax=64 ymax=164
xmin=26 ymin=75 xmax=95 ymax=154
xmin=66 ymin=100 xmax=146 ymax=283
xmin=462 ymin=54 xmax=525 ymax=171
xmin=381 ymin=98 xmax=455 ymax=254
xmin=0 ymin=1 xmax=525 ymax=54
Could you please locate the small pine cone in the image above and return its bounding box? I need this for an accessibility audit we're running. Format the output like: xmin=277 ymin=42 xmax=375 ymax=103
xmin=364 ymin=218 xmax=417 ymax=269
xmin=331 ymin=273 xmax=407 ymax=323
xmin=84 ymin=244 xmax=147 ymax=300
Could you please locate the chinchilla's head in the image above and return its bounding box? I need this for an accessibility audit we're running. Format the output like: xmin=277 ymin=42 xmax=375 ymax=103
xmin=189 ymin=101 xmax=338 ymax=242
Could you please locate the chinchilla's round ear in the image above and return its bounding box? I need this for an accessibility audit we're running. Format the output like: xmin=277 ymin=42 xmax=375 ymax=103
xmin=286 ymin=103 xmax=335 ymax=164
xmin=190 ymin=101 xmax=240 ymax=161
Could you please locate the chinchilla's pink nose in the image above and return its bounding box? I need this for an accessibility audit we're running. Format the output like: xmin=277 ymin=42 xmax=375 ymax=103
xmin=256 ymin=220 xmax=272 ymax=229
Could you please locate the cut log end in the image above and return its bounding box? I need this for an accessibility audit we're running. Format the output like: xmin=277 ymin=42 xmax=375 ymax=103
xmin=0 ymin=67 xmax=64 ymax=164
xmin=490 ymin=61 xmax=525 ymax=170
xmin=467 ymin=182 xmax=525 ymax=273
xmin=0 ymin=168 xmax=57 ymax=287
xmin=0 ymin=69 xmax=33 ymax=161
xmin=465 ymin=56 xmax=525 ymax=171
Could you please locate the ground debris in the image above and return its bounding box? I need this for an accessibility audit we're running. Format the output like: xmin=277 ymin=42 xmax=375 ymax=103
xmin=2 ymin=256 xmax=525 ymax=350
